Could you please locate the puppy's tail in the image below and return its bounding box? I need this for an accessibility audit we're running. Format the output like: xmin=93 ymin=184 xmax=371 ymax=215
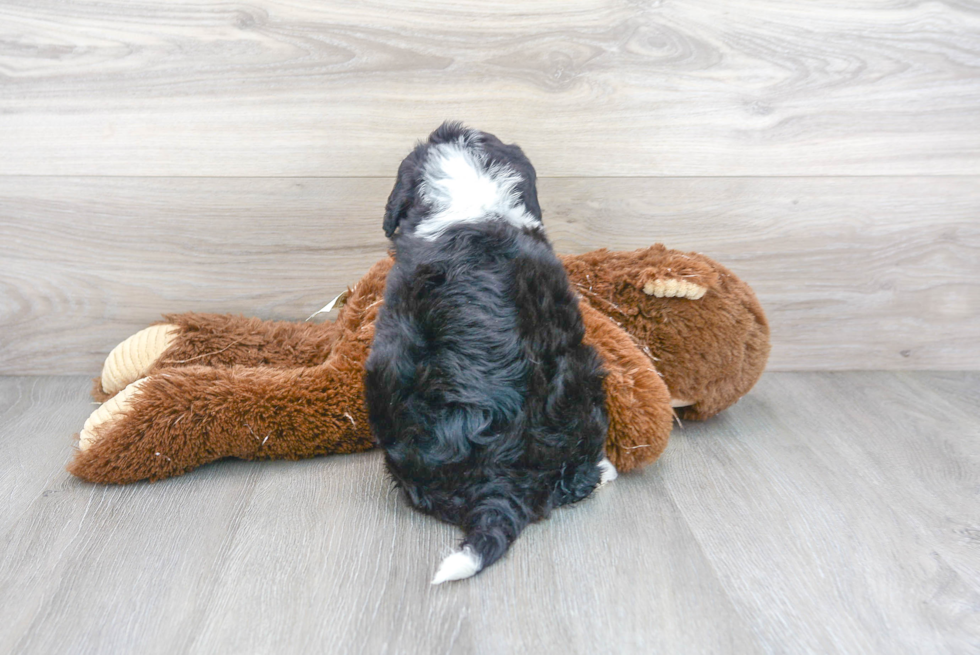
xmin=431 ymin=494 xmax=537 ymax=585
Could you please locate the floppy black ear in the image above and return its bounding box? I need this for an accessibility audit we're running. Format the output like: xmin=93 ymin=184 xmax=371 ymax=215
xmin=503 ymin=143 xmax=542 ymax=222
xmin=515 ymin=157 xmax=542 ymax=222
xmin=383 ymin=182 xmax=411 ymax=238
xmin=383 ymin=146 xmax=425 ymax=238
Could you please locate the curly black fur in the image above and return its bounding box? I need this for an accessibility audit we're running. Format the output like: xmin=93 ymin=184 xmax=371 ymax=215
xmin=365 ymin=122 xmax=608 ymax=581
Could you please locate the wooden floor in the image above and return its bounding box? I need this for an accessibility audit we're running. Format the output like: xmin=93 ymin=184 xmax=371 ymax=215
xmin=2 ymin=371 xmax=977 ymax=654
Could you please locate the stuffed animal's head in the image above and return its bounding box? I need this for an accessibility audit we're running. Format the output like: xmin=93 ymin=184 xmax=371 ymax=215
xmin=382 ymin=122 xmax=543 ymax=240
xmin=562 ymin=245 xmax=770 ymax=420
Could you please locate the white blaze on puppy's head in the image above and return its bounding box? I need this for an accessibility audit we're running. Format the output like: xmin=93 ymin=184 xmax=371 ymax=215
xmin=415 ymin=133 xmax=541 ymax=240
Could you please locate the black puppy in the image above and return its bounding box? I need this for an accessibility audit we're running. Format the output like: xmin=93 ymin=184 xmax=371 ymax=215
xmin=365 ymin=122 xmax=615 ymax=583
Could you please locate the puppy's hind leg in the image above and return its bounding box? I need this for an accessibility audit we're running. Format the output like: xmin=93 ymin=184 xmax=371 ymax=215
xmin=552 ymin=458 xmax=606 ymax=507
xmin=597 ymin=457 xmax=618 ymax=488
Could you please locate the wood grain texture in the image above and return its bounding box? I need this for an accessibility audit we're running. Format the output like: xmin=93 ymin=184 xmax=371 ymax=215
xmin=0 ymin=0 xmax=978 ymax=176
xmin=1 ymin=372 xmax=977 ymax=653
xmin=662 ymin=372 xmax=980 ymax=654
xmin=909 ymin=371 xmax=980 ymax=420
xmin=0 ymin=377 xmax=85 ymax=525
xmin=2 ymin=175 xmax=978 ymax=374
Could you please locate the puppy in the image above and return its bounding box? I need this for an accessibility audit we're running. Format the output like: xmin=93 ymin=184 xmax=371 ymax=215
xmin=364 ymin=122 xmax=616 ymax=584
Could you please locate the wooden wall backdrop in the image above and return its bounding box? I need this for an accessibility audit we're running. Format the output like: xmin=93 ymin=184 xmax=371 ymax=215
xmin=1 ymin=0 xmax=978 ymax=373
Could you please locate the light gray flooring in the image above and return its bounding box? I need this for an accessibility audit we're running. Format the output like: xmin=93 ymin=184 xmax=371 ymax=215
xmin=1 ymin=372 xmax=978 ymax=654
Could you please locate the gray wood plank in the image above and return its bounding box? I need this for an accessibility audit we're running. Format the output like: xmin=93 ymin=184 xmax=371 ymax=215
xmin=828 ymin=371 xmax=980 ymax=598
xmin=0 ymin=376 xmax=259 ymax=653
xmin=908 ymin=371 xmax=980 ymax=421
xmin=662 ymin=372 xmax=980 ymax=654
xmin=2 ymin=373 xmax=978 ymax=653
xmin=2 ymin=176 xmax=978 ymax=374
xmin=0 ymin=377 xmax=90 ymax=528
xmin=1 ymin=0 xmax=978 ymax=176
xmin=0 ymin=462 xmax=267 ymax=655
xmin=184 ymin=455 xmax=761 ymax=654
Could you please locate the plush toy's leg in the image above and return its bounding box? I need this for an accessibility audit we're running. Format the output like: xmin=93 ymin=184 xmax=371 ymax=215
xmin=70 ymin=362 xmax=373 ymax=485
xmin=74 ymin=274 xmax=387 ymax=485
xmin=92 ymin=256 xmax=397 ymax=403
xmin=578 ymin=300 xmax=674 ymax=473
xmin=95 ymin=313 xmax=342 ymax=401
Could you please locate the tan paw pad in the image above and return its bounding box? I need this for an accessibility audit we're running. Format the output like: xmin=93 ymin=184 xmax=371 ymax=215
xmin=101 ymin=325 xmax=177 ymax=395
xmin=80 ymin=378 xmax=147 ymax=451
xmin=642 ymin=278 xmax=707 ymax=300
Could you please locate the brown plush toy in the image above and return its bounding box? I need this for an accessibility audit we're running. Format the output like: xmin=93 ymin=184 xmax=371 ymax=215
xmin=69 ymin=245 xmax=769 ymax=485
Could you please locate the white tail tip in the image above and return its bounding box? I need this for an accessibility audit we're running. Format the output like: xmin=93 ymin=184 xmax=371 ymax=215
xmin=431 ymin=546 xmax=482 ymax=585
xmin=598 ymin=457 xmax=618 ymax=486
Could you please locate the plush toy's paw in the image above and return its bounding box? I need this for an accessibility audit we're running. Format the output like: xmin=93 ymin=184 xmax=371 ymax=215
xmin=101 ymin=325 xmax=177 ymax=395
xmin=79 ymin=378 xmax=147 ymax=451
xmin=642 ymin=278 xmax=707 ymax=300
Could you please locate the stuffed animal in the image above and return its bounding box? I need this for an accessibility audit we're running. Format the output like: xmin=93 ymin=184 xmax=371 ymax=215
xmin=69 ymin=244 xmax=769 ymax=485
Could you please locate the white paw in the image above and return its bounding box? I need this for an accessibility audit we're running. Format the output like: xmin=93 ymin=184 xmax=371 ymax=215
xmin=80 ymin=378 xmax=147 ymax=451
xmin=102 ymin=325 xmax=177 ymax=395
xmin=597 ymin=457 xmax=618 ymax=487
xmin=431 ymin=546 xmax=482 ymax=584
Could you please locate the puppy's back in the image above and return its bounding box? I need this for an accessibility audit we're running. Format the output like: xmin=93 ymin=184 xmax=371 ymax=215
xmin=365 ymin=123 xmax=609 ymax=583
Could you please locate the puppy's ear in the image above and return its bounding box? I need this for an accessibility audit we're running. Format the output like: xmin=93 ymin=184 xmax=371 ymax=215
xmin=383 ymin=180 xmax=411 ymax=238
xmin=481 ymin=135 xmax=543 ymax=223
xmin=505 ymin=144 xmax=542 ymax=222
xmin=515 ymin=156 xmax=542 ymax=222
xmin=383 ymin=146 xmax=425 ymax=238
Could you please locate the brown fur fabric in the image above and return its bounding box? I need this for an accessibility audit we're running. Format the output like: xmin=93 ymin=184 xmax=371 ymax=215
xmin=89 ymin=315 xmax=343 ymax=404
xmin=576 ymin=300 xmax=673 ymax=471
xmin=69 ymin=258 xmax=392 ymax=484
xmin=562 ymin=246 xmax=770 ymax=421
xmin=69 ymin=246 xmax=767 ymax=485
